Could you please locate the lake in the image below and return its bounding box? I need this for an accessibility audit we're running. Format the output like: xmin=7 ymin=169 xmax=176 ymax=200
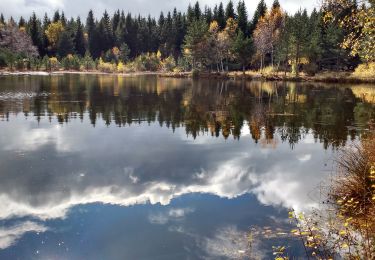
xmin=0 ymin=74 xmax=374 ymax=259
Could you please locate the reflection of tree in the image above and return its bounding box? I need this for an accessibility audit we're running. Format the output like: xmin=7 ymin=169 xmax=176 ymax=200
xmin=0 ymin=75 xmax=374 ymax=150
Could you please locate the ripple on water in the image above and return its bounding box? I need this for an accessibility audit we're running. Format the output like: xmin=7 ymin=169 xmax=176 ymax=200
xmin=0 ymin=92 xmax=50 ymax=100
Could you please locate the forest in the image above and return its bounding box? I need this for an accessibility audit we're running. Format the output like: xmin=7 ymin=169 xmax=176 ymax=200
xmin=0 ymin=0 xmax=374 ymax=77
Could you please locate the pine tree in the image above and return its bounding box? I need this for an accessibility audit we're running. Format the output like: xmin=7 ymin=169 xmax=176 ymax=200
xmin=19 ymin=17 xmax=26 ymax=27
xmin=217 ymin=2 xmax=226 ymax=29
xmin=86 ymin=10 xmax=99 ymax=57
xmin=187 ymin=4 xmax=195 ymax=24
xmin=98 ymin=10 xmax=114 ymax=52
xmin=61 ymin=11 xmax=67 ymax=27
xmin=57 ymin=30 xmax=74 ymax=57
xmin=112 ymin=10 xmax=120 ymax=33
xmin=53 ymin=11 xmax=60 ymax=23
xmin=0 ymin=14 xmax=4 ymax=24
xmin=115 ymin=11 xmax=126 ymax=46
xmin=28 ymin=12 xmax=42 ymax=55
xmin=183 ymin=19 xmax=209 ymax=69
xmin=74 ymin=17 xmax=85 ymax=56
xmin=204 ymin=7 xmax=213 ymax=24
xmin=250 ymin=0 xmax=267 ymax=33
xmin=213 ymin=5 xmax=218 ymax=22
xmin=272 ymin=0 xmax=280 ymax=9
xmin=225 ymin=0 xmax=235 ymax=20
xmin=236 ymin=1 xmax=248 ymax=36
xmin=290 ymin=9 xmax=310 ymax=75
xmin=307 ymin=8 xmax=323 ymax=65
xmin=232 ymin=30 xmax=253 ymax=71
xmin=41 ymin=13 xmax=50 ymax=56
xmin=194 ymin=2 xmax=201 ymax=20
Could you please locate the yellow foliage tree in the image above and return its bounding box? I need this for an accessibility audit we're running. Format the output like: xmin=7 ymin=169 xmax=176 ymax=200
xmin=323 ymin=0 xmax=375 ymax=62
xmin=45 ymin=21 xmax=64 ymax=49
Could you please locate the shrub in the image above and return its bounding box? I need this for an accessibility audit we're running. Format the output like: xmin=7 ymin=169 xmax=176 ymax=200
xmin=260 ymin=66 xmax=276 ymax=75
xmin=161 ymin=56 xmax=176 ymax=72
xmin=117 ymin=62 xmax=125 ymax=73
xmin=61 ymin=54 xmax=81 ymax=71
xmin=133 ymin=53 xmax=161 ymax=71
xmin=353 ymin=62 xmax=375 ymax=78
xmin=304 ymin=63 xmax=319 ymax=76
xmin=81 ymin=52 xmax=95 ymax=71
xmin=98 ymin=58 xmax=116 ymax=73
xmin=49 ymin=57 xmax=59 ymax=70
xmin=176 ymin=56 xmax=190 ymax=72
xmin=192 ymin=68 xmax=200 ymax=78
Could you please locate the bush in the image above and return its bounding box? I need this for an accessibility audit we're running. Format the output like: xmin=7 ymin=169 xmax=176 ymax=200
xmin=62 ymin=54 xmax=81 ymax=70
xmin=192 ymin=68 xmax=200 ymax=78
xmin=133 ymin=53 xmax=161 ymax=71
xmin=98 ymin=58 xmax=116 ymax=73
xmin=81 ymin=52 xmax=96 ymax=71
xmin=117 ymin=62 xmax=125 ymax=73
xmin=161 ymin=56 xmax=176 ymax=72
xmin=177 ymin=56 xmax=190 ymax=72
xmin=353 ymin=62 xmax=375 ymax=78
xmin=49 ymin=57 xmax=60 ymax=70
xmin=0 ymin=48 xmax=12 ymax=67
xmin=260 ymin=66 xmax=276 ymax=75
xmin=304 ymin=63 xmax=319 ymax=76
xmin=30 ymin=57 xmax=41 ymax=70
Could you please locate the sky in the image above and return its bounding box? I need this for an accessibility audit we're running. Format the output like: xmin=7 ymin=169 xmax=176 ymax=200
xmin=0 ymin=0 xmax=318 ymax=20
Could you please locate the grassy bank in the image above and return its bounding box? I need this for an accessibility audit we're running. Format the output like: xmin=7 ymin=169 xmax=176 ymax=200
xmin=1 ymin=69 xmax=374 ymax=84
xmin=160 ymin=70 xmax=375 ymax=84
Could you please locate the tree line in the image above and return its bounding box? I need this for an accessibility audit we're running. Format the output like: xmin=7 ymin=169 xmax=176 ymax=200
xmin=0 ymin=0 xmax=373 ymax=74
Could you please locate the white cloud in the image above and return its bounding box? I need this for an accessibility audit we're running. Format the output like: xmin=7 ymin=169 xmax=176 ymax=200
xmin=149 ymin=207 xmax=195 ymax=224
xmin=0 ymin=221 xmax=47 ymax=250
xmin=202 ymin=226 xmax=265 ymax=259
xmin=297 ymin=154 xmax=312 ymax=162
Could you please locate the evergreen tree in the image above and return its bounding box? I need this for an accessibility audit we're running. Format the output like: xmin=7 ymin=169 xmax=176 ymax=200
xmin=307 ymin=9 xmax=323 ymax=67
xmin=225 ymin=0 xmax=235 ymax=20
xmin=289 ymin=9 xmax=310 ymax=75
xmin=194 ymin=2 xmax=202 ymax=20
xmin=183 ymin=19 xmax=209 ymax=69
xmin=115 ymin=11 xmax=126 ymax=46
xmin=57 ymin=30 xmax=74 ymax=57
xmin=236 ymin=1 xmax=248 ymax=36
xmin=213 ymin=5 xmax=218 ymax=22
xmin=19 ymin=17 xmax=26 ymax=27
xmin=232 ymin=30 xmax=253 ymax=71
xmin=53 ymin=11 xmax=60 ymax=23
xmin=250 ymin=0 xmax=267 ymax=33
xmin=86 ymin=10 xmax=99 ymax=57
xmin=204 ymin=7 xmax=213 ymax=24
xmin=187 ymin=4 xmax=195 ymax=24
xmin=74 ymin=17 xmax=86 ymax=56
xmin=61 ymin=11 xmax=67 ymax=27
xmin=124 ymin=13 xmax=137 ymax=57
xmin=272 ymin=0 xmax=281 ymax=9
xmin=28 ymin=12 xmax=42 ymax=55
xmin=41 ymin=13 xmax=50 ymax=56
xmin=0 ymin=14 xmax=4 ymax=24
xmin=98 ymin=10 xmax=114 ymax=53
xmin=172 ymin=9 xmax=185 ymax=57
xmin=217 ymin=2 xmax=226 ymax=29
xmin=112 ymin=10 xmax=120 ymax=33
xmin=119 ymin=42 xmax=130 ymax=62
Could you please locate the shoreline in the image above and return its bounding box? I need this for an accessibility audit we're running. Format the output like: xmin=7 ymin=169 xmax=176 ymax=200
xmin=0 ymin=70 xmax=374 ymax=84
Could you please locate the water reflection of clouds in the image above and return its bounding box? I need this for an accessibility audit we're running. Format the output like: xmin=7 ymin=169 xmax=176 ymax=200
xmin=0 ymin=116 xmax=333 ymax=250
xmin=0 ymin=117 xmax=330 ymax=217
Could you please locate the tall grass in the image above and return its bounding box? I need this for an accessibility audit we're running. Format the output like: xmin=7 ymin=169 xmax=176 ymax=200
xmin=352 ymin=62 xmax=375 ymax=78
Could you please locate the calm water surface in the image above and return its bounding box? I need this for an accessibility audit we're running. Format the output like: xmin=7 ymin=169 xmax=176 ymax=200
xmin=0 ymin=75 xmax=374 ymax=259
